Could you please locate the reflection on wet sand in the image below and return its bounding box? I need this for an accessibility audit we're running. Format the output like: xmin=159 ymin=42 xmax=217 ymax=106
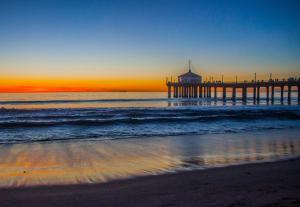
xmin=0 ymin=139 xmax=181 ymax=187
xmin=0 ymin=129 xmax=300 ymax=187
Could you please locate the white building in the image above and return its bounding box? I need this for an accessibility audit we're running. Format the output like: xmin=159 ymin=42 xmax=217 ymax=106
xmin=178 ymin=60 xmax=202 ymax=84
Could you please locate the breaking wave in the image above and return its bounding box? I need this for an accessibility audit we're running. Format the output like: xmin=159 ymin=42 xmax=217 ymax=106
xmin=0 ymin=105 xmax=300 ymax=144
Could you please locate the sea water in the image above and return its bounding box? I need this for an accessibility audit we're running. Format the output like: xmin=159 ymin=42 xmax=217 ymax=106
xmin=0 ymin=92 xmax=299 ymax=187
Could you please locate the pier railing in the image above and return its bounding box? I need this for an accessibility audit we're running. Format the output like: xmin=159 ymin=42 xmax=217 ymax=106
xmin=166 ymin=78 xmax=300 ymax=103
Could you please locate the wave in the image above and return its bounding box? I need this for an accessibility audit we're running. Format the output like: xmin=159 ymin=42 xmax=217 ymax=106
xmin=1 ymin=96 xmax=299 ymax=105
xmin=1 ymin=105 xmax=300 ymax=144
xmin=0 ymin=106 xmax=299 ymax=128
xmin=1 ymin=104 xmax=299 ymax=113
xmin=0 ymin=122 xmax=297 ymax=145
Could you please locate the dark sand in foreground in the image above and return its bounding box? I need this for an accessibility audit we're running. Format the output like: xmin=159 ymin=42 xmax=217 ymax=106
xmin=1 ymin=158 xmax=300 ymax=207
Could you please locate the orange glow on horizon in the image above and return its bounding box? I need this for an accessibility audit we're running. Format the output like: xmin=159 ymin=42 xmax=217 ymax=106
xmin=0 ymin=77 xmax=167 ymax=93
xmin=1 ymin=69 xmax=298 ymax=93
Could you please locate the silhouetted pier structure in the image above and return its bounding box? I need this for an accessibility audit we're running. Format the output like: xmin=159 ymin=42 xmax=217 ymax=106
xmin=166 ymin=61 xmax=300 ymax=104
xmin=167 ymin=78 xmax=300 ymax=104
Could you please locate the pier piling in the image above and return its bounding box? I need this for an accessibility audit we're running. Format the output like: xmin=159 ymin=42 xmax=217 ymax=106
xmin=232 ymin=87 xmax=236 ymax=101
xmin=257 ymin=86 xmax=260 ymax=103
xmin=266 ymin=87 xmax=269 ymax=102
xmin=242 ymin=87 xmax=247 ymax=102
xmin=288 ymin=85 xmax=291 ymax=104
xmin=199 ymin=86 xmax=203 ymax=98
xmin=222 ymin=87 xmax=226 ymax=100
xmin=214 ymin=87 xmax=217 ymax=99
xmin=280 ymin=86 xmax=284 ymax=102
xmin=271 ymin=86 xmax=275 ymax=103
xmin=298 ymin=86 xmax=300 ymax=103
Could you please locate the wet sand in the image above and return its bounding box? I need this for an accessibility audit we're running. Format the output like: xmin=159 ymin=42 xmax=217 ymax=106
xmin=1 ymin=157 xmax=300 ymax=207
xmin=1 ymin=129 xmax=300 ymax=188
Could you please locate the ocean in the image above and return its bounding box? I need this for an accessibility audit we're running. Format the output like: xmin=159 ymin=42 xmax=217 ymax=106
xmin=0 ymin=92 xmax=300 ymax=187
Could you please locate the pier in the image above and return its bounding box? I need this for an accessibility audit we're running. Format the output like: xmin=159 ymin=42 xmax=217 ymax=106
xmin=166 ymin=61 xmax=300 ymax=103
xmin=167 ymin=78 xmax=300 ymax=103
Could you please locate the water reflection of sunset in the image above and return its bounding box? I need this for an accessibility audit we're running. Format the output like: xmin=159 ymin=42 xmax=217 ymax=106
xmin=0 ymin=129 xmax=299 ymax=187
xmin=0 ymin=139 xmax=181 ymax=187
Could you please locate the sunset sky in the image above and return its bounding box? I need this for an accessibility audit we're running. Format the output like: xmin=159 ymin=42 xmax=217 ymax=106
xmin=0 ymin=0 xmax=300 ymax=92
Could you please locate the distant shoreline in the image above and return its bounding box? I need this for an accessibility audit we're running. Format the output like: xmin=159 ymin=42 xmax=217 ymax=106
xmin=1 ymin=157 xmax=299 ymax=207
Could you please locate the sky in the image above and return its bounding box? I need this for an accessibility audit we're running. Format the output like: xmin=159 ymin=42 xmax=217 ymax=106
xmin=0 ymin=0 xmax=300 ymax=92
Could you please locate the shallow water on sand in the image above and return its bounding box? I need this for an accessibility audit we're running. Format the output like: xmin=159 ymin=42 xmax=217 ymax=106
xmin=0 ymin=129 xmax=299 ymax=187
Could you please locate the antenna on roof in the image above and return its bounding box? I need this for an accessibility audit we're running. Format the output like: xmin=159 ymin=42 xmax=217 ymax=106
xmin=188 ymin=59 xmax=191 ymax=72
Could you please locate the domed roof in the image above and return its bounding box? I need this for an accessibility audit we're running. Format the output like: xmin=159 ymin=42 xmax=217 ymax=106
xmin=178 ymin=70 xmax=201 ymax=78
xmin=178 ymin=60 xmax=201 ymax=78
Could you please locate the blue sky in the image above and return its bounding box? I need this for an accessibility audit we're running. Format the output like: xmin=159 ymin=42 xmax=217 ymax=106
xmin=0 ymin=0 xmax=300 ymax=91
